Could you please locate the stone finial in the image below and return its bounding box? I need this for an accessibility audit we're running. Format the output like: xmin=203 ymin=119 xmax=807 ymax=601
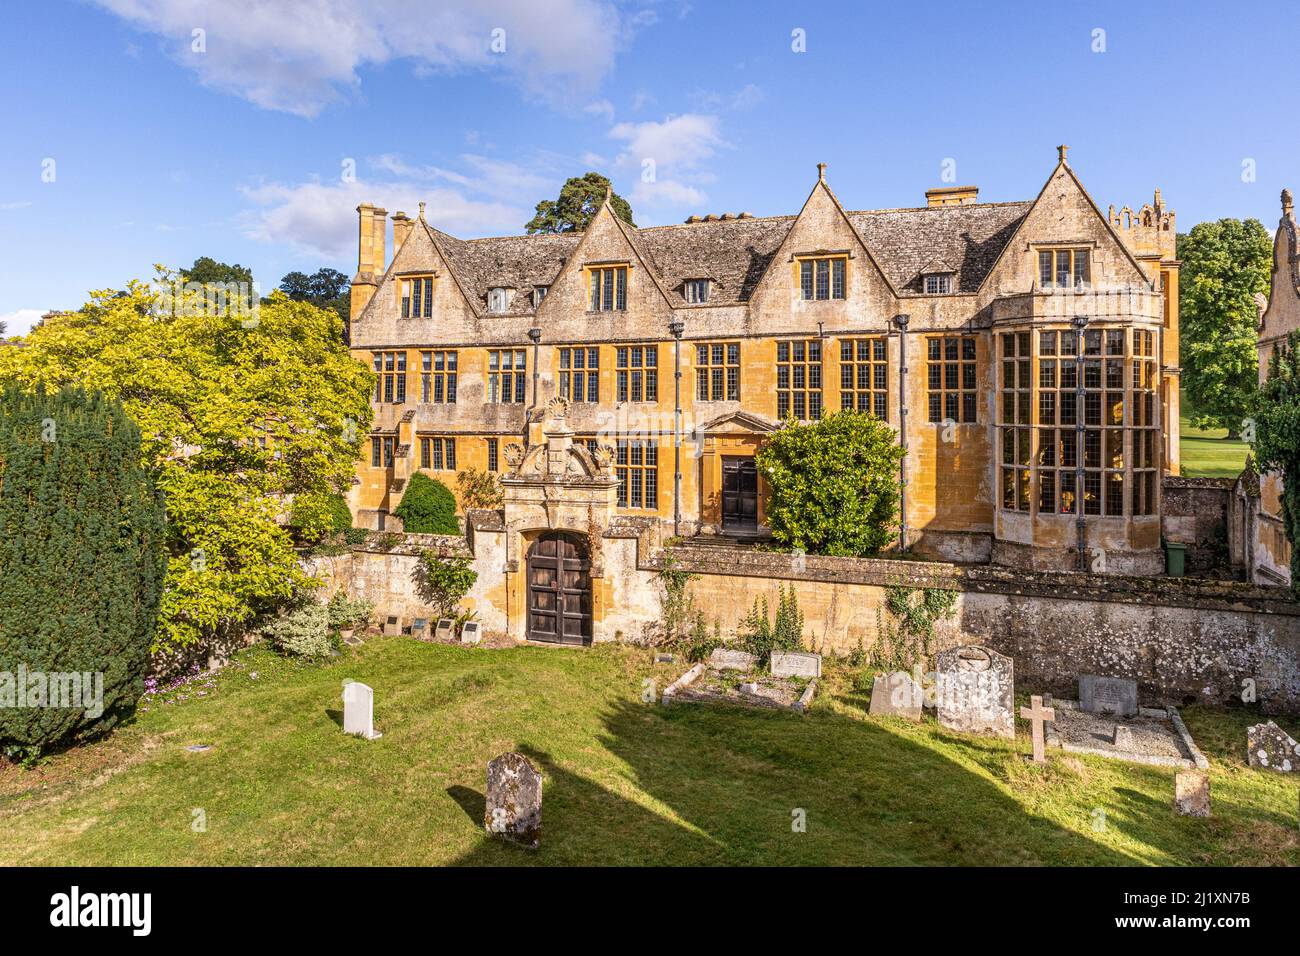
xmin=418 ymin=201 xmax=427 ymax=221
xmin=605 ymin=182 xmax=612 ymax=202
xmin=1057 ymin=144 xmax=1069 ymax=165
xmin=1283 ymin=188 xmax=1294 ymax=215
xmin=816 ymin=162 xmax=827 ymax=182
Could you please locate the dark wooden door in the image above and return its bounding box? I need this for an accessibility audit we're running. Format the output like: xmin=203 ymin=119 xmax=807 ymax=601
xmin=721 ymin=457 xmax=758 ymax=532
xmin=526 ymin=532 xmax=592 ymax=646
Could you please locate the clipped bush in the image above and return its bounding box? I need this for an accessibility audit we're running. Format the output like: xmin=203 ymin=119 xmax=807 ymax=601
xmin=0 ymin=386 xmax=166 ymax=753
xmin=393 ymin=473 xmax=459 ymax=534
xmin=262 ymin=602 xmax=333 ymax=658
xmin=327 ymin=591 xmax=373 ymax=631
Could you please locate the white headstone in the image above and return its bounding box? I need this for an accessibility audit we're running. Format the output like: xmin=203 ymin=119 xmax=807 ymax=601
xmin=771 ymin=650 xmax=821 ymax=679
xmin=342 ymin=681 xmax=382 ymax=739
xmin=461 ymin=621 xmax=481 ymax=644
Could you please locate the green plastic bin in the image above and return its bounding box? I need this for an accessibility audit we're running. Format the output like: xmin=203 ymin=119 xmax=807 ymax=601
xmin=1165 ymin=542 xmax=1186 ymax=577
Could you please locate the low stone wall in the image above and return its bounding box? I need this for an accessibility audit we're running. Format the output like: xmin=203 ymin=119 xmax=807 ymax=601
xmin=1162 ymin=475 xmax=1233 ymax=576
xmin=663 ymin=544 xmax=1300 ymax=715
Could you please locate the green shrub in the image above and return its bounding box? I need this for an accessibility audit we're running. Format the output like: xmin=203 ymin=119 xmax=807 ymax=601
xmin=262 ymin=601 xmax=334 ymax=658
xmin=393 ymin=473 xmax=459 ymax=534
xmin=419 ymin=551 xmax=477 ymax=617
xmin=0 ymin=386 xmax=166 ymax=753
xmin=755 ymin=410 xmax=905 ymax=556
xmin=326 ymin=591 xmax=373 ymax=631
xmin=738 ymin=585 xmax=804 ymax=667
xmin=684 ymin=612 xmax=722 ymax=663
xmin=456 ymin=467 xmax=503 ymax=510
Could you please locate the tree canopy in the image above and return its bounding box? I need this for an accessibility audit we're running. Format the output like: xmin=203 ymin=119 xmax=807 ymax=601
xmin=279 ymin=268 xmax=351 ymax=329
xmin=754 ymin=411 xmax=905 ymax=557
xmin=0 ymin=275 xmax=374 ymax=651
xmin=1177 ymin=218 xmax=1273 ymax=434
xmin=526 ymin=172 xmax=634 ymax=234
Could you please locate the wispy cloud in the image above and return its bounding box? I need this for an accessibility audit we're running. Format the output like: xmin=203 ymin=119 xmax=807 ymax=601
xmin=0 ymin=308 xmax=46 ymax=336
xmin=92 ymin=0 xmax=627 ymax=117
xmin=609 ymin=113 xmax=726 ymax=209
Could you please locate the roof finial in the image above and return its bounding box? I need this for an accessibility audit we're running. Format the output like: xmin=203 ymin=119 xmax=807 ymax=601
xmin=817 ymin=162 xmax=827 ymax=182
xmin=604 ymin=182 xmax=612 ymax=202
xmin=1057 ymin=144 xmax=1069 ymax=165
xmin=1283 ymin=188 xmax=1294 ymax=215
xmin=418 ymin=201 xmax=426 ymax=221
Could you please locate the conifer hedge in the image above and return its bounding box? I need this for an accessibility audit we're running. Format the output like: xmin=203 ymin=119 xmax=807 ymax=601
xmin=0 ymin=387 xmax=166 ymax=752
xmin=393 ymin=473 xmax=459 ymax=534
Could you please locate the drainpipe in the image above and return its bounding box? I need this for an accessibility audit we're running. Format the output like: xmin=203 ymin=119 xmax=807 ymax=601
xmin=527 ymin=326 xmax=541 ymax=448
xmin=1073 ymin=313 xmax=1088 ymax=571
xmin=893 ymin=314 xmax=910 ymax=553
xmin=670 ymin=319 xmax=686 ymax=538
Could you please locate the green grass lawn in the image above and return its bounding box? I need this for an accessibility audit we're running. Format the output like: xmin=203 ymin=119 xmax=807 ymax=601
xmin=1 ymin=638 xmax=1297 ymax=866
xmin=1180 ymin=415 xmax=1250 ymax=479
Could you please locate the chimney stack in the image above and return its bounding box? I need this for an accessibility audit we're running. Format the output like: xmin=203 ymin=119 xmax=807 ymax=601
xmin=391 ymin=210 xmax=413 ymax=253
xmin=351 ymin=203 xmax=387 ymax=322
xmin=925 ymin=186 xmax=978 ymax=207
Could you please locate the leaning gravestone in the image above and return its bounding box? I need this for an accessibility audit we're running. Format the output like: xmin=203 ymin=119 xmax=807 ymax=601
xmin=709 ymin=647 xmax=758 ymax=672
xmin=1079 ymin=674 xmax=1138 ymax=717
xmin=342 ymin=681 xmax=382 ymax=740
xmin=868 ymin=671 xmax=923 ymax=721
xmin=1247 ymin=721 xmax=1300 ymax=773
xmin=1174 ymin=769 xmax=1210 ymax=817
xmin=935 ymin=645 xmax=1014 ymax=739
xmin=485 ymin=752 xmax=542 ymax=849
xmin=771 ymin=650 xmax=822 ymax=679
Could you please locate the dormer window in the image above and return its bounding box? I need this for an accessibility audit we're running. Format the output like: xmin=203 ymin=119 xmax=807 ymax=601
xmin=924 ymin=273 xmax=953 ymax=295
xmin=487 ymin=287 xmax=510 ymax=314
xmin=685 ymin=279 xmax=710 ymax=304
xmin=400 ymin=276 xmax=434 ymax=319
xmin=798 ymin=256 xmax=847 ymax=300
xmin=1038 ymin=248 xmax=1090 ymax=289
xmin=533 ymin=285 xmax=549 ymax=307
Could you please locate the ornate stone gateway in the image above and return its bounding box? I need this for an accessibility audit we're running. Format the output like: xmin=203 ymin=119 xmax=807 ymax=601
xmin=526 ymin=531 xmax=592 ymax=645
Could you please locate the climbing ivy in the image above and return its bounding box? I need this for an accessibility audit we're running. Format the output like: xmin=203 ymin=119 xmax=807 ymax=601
xmin=875 ymin=585 xmax=958 ymax=671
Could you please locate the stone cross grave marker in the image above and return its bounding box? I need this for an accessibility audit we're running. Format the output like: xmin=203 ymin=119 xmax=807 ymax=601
xmin=1020 ymin=694 xmax=1055 ymax=763
xmin=1174 ymin=769 xmax=1210 ymax=817
xmin=935 ymin=645 xmax=1015 ymax=739
xmin=1247 ymin=721 xmax=1300 ymax=773
xmin=342 ymin=681 xmax=382 ymax=740
xmin=770 ymin=650 xmax=821 ymax=679
xmin=868 ymin=671 xmax=923 ymax=721
xmin=485 ymin=752 xmax=543 ymax=849
xmin=461 ymin=621 xmax=481 ymax=644
xmin=1078 ymin=674 xmax=1138 ymax=717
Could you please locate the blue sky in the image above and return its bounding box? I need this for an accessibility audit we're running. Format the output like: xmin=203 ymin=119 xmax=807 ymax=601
xmin=2 ymin=0 xmax=1297 ymax=333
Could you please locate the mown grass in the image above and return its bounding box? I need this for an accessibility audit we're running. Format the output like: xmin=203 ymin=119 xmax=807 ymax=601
xmin=1180 ymin=415 xmax=1249 ymax=479
xmin=1 ymin=639 xmax=1296 ymax=866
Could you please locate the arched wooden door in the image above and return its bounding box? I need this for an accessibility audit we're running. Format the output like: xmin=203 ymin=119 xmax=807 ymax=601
xmin=526 ymin=532 xmax=592 ymax=646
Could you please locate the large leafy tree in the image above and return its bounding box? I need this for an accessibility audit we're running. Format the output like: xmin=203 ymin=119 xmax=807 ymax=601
xmin=181 ymin=256 xmax=254 ymax=288
xmin=0 ymin=386 xmax=166 ymax=752
xmin=1178 ymin=218 xmax=1272 ymax=435
xmin=755 ymin=411 xmax=905 ymax=557
xmin=0 ymin=276 xmax=374 ymax=651
xmin=526 ymin=172 xmax=634 ymax=234
xmin=279 ymin=268 xmax=350 ymax=326
xmin=1252 ymin=332 xmax=1300 ymax=590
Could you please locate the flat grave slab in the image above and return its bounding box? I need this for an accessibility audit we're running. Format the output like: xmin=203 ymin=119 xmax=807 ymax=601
xmin=663 ymin=650 xmax=816 ymax=714
xmin=1045 ymin=699 xmax=1207 ymax=769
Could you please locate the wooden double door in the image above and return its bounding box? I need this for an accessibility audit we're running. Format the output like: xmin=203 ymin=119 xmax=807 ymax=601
xmin=721 ymin=457 xmax=759 ymax=533
xmin=526 ymin=532 xmax=592 ymax=646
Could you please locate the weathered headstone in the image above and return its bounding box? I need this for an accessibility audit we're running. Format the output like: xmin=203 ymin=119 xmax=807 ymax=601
xmin=738 ymin=681 xmax=761 ymax=695
xmin=935 ymin=645 xmax=1014 ymax=739
xmin=382 ymin=615 xmax=401 ymax=637
xmin=1174 ymin=769 xmax=1210 ymax=817
xmin=411 ymin=618 xmax=428 ymax=639
xmin=1113 ymin=724 xmax=1137 ymax=751
xmin=770 ymin=650 xmax=822 ymax=679
xmin=434 ymin=618 xmax=455 ymax=642
xmin=485 ymin=752 xmax=542 ymax=849
xmin=460 ymin=621 xmax=481 ymax=645
xmin=868 ymin=671 xmax=923 ymax=721
xmin=1020 ymin=694 xmax=1055 ymax=763
xmin=709 ymin=647 xmax=757 ymax=672
xmin=1078 ymin=674 xmax=1138 ymax=717
xmin=1247 ymin=720 xmax=1300 ymax=773
xmin=342 ymin=681 xmax=382 ymax=740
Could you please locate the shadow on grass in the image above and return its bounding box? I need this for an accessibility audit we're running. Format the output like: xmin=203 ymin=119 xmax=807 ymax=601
xmin=446 ymin=785 xmax=485 ymax=826
xmin=449 ymin=696 xmax=1147 ymax=866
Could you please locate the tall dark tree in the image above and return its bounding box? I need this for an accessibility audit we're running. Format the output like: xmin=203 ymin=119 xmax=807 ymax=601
xmin=1178 ymin=219 xmax=1272 ymax=435
xmin=279 ymin=268 xmax=350 ymax=330
xmin=526 ymin=172 xmax=635 ymax=234
xmin=0 ymin=386 xmax=166 ymax=755
xmin=180 ymin=256 xmax=254 ymax=288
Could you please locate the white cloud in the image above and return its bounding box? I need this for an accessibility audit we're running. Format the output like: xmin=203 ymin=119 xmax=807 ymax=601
xmin=92 ymin=0 xmax=625 ymax=117
xmin=0 ymin=309 xmax=45 ymax=337
xmin=629 ymin=178 xmax=705 ymax=207
xmin=691 ymin=83 xmax=764 ymax=112
xmin=584 ymin=99 xmax=615 ymax=122
xmin=609 ymin=113 xmax=725 ymax=209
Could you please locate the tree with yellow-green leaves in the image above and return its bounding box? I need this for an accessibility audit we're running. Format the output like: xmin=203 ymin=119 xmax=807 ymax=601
xmin=0 ymin=272 xmax=374 ymax=653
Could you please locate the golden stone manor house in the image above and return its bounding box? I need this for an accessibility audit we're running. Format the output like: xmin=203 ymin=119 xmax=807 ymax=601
xmin=347 ymin=146 xmax=1182 ymax=586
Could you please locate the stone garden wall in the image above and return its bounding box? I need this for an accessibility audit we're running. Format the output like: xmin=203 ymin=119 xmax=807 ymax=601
xmin=1162 ymin=475 xmax=1234 ymax=576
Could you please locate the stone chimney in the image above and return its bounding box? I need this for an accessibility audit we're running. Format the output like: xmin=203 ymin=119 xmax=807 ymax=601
xmin=925 ymin=186 xmax=978 ymax=207
xmin=391 ymin=210 xmax=413 ymax=253
xmin=351 ymin=203 xmax=387 ymax=322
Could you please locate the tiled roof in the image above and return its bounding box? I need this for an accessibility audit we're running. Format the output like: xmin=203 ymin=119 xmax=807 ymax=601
xmin=419 ymin=199 xmax=1033 ymax=315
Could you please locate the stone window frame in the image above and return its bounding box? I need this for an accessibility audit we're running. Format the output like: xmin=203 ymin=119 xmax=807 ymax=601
xmin=487 ymin=349 xmax=528 ymax=404
xmin=418 ymin=436 xmax=457 ymax=472
xmin=372 ymin=351 xmax=407 ymax=404
xmin=776 ymin=338 xmax=824 ymax=421
xmin=370 ymin=435 xmax=395 ymax=468
xmin=923 ymin=273 xmax=953 ymax=295
xmin=838 ymin=337 xmax=888 ymax=418
xmin=684 ymin=278 xmax=710 ymax=304
xmin=615 ymin=438 xmax=659 ymax=511
xmin=616 ymin=345 xmax=658 ymax=403
xmin=695 ymin=341 xmax=740 ymax=401
xmin=586 ymin=264 xmax=629 ymax=312
xmin=797 ymin=255 xmax=847 ymax=301
xmin=999 ymin=331 xmax=1033 ymax=512
xmin=1036 ymin=246 xmax=1092 ymax=290
xmin=533 ymin=285 xmax=549 ymax=307
xmin=487 ymin=287 xmax=510 ymax=314
xmin=558 ymin=346 xmax=600 ymax=403
xmin=420 ymin=349 xmax=458 ymax=404
xmin=399 ymin=275 xmax=435 ymax=319
xmin=926 ymin=335 xmax=978 ymax=424
xmin=486 ymin=437 xmax=499 ymax=473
